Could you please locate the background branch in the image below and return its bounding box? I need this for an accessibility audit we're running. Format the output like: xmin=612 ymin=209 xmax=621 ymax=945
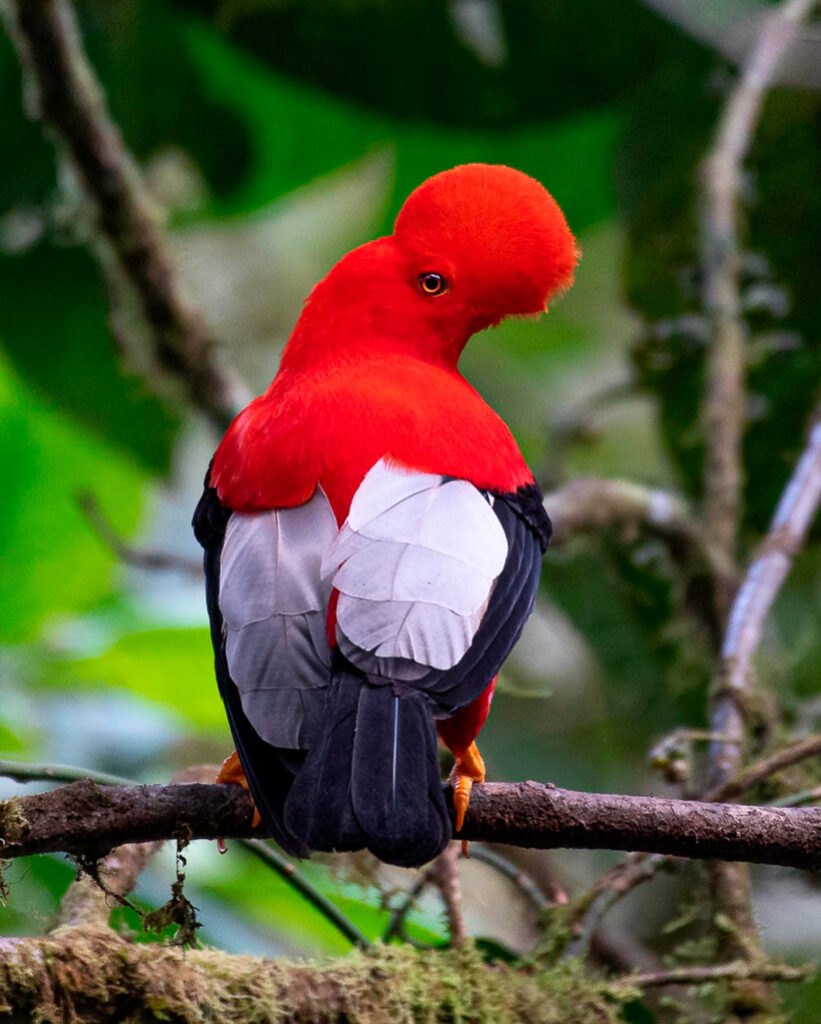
xmin=546 ymin=477 xmax=713 ymax=561
xmin=708 ymin=732 xmax=821 ymax=803
xmin=698 ymin=1 xmax=818 ymax=1013
xmin=77 ymin=491 xmax=203 ymax=577
xmin=427 ymin=843 xmax=467 ymax=947
xmin=2 ymin=0 xmax=241 ymax=431
xmin=622 ymin=961 xmax=811 ymax=990
xmin=699 ymin=0 xmax=816 ymax=614
xmin=545 ymin=477 xmax=733 ymax=644
xmin=708 ymin=414 xmax=821 ymax=792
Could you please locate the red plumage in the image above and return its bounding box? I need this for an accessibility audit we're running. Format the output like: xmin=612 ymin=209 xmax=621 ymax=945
xmin=212 ymin=163 xmax=575 ymax=520
xmin=199 ymin=163 xmax=576 ymax=865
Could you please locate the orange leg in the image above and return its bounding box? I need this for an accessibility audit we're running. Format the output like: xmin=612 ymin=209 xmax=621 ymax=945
xmin=216 ymin=750 xmax=261 ymax=829
xmin=448 ymin=741 xmax=485 ymax=856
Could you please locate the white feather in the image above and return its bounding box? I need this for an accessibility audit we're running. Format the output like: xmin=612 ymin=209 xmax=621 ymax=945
xmin=330 ymin=460 xmax=508 ymax=672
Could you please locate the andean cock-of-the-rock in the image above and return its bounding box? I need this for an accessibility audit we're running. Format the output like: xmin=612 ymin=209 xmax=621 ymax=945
xmin=194 ymin=162 xmax=577 ymax=867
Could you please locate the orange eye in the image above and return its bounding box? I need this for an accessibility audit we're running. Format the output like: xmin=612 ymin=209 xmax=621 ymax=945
xmin=418 ymin=272 xmax=448 ymax=296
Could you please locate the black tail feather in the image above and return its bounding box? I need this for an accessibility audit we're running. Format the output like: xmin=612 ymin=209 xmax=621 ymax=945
xmin=284 ymin=661 xmax=451 ymax=868
xmin=351 ymin=684 xmax=451 ymax=867
xmin=284 ymin=669 xmax=368 ymax=853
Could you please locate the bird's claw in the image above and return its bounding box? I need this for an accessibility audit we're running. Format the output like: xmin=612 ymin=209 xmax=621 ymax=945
xmin=215 ymin=750 xmax=261 ymax=838
xmin=448 ymin=741 xmax=485 ymax=856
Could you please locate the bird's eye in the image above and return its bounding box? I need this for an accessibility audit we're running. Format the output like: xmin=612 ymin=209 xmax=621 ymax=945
xmin=418 ymin=272 xmax=448 ymax=296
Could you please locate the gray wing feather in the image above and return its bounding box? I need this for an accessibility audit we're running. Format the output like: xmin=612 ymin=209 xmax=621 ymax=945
xmin=219 ymin=487 xmax=337 ymax=749
xmin=327 ymin=460 xmax=507 ymax=677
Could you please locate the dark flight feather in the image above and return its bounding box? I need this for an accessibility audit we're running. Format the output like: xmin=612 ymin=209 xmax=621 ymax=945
xmin=195 ymin=468 xmax=549 ymax=867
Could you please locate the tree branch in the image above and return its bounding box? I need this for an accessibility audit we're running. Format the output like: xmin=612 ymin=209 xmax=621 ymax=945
xmin=699 ymin=0 xmax=817 ymax=615
xmin=621 ymin=961 xmax=811 ymax=990
xmin=0 ymin=933 xmax=626 ymax=1024
xmin=4 ymin=778 xmax=821 ymax=871
xmin=0 ymin=760 xmax=134 ymax=787
xmin=2 ymin=0 xmax=241 ymax=431
xmin=545 ymin=477 xmax=734 ymax=642
xmin=707 ymin=414 xmax=821 ymax=792
xmin=546 ymin=477 xmax=712 ymax=561
xmin=241 ymin=838 xmax=371 ymax=950
xmin=77 ymin=492 xmax=203 ymax=577
xmin=699 ymin=5 xmax=819 ymax=1008
xmin=707 ymin=732 xmax=821 ymax=803
xmin=428 ymin=843 xmax=467 ymax=947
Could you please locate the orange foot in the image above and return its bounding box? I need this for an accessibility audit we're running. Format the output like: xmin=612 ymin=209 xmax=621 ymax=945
xmin=216 ymin=751 xmax=261 ymax=852
xmin=449 ymin=741 xmax=485 ymax=857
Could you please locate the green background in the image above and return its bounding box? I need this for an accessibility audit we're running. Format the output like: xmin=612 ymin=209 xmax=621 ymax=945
xmin=1 ymin=1 xmax=820 ymax=1017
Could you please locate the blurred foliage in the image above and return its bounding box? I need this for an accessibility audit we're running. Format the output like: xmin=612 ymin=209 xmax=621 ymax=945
xmin=621 ymin=57 xmax=821 ymax=529
xmin=1 ymin=0 xmax=821 ymax=1018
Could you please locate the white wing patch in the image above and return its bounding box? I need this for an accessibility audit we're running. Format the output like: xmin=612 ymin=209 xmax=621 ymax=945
xmin=324 ymin=460 xmax=508 ymax=674
xmin=219 ymin=487 xmax=338 ymax=748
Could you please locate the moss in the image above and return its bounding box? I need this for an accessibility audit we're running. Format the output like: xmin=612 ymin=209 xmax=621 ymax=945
xmin=0 ymin=931 xmax=632 ymax=1024
xmin=0 ymin=799 xmax=29 ymax=848
xmin=0 ymin=801 xmax=28 ymax=912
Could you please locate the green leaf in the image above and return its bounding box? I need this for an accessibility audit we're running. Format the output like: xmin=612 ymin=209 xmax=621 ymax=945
xmin=0 ymin=352 xmax=145 ymax=641
xmin=0 ymin=246 xmax=179 ymax=474
xmin=184 ymin=15 xmax=620 ymax=234
xmin=47 ymin=627 xmax=221 ymax=731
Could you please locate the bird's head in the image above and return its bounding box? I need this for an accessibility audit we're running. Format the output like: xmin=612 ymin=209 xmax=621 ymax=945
xmin=283 ymin=163 xmax=577 ymax=370
xmin=393 ymin=163 xmax=577 ymax=334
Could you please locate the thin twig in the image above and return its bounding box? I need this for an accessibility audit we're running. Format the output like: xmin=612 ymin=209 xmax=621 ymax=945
xmin=241 ymin=839 xmax=370 ymax=950
xmin=77 ymin=492 xmax=202 ymax=577
xmin=566 ymin=854 xmax=670 ymax=961
xmin=382 ymin=871 xmax=433 ymax=944
xmin=427 ymin=843 xmax=467 ymax=947
xmin=3 ymin=0 xmax=241 ymax=431
xmin=464 ymin=846 xmax=554 ymax=914
xmin=707 ymin=733 xmax=821 ymax=803
xmin=0 ymin=760 xmax=134 ymax=787
xmin=619 ymin=961 xmax=811 ymax=989
xmin=774 ymin=784 xmax=821 ymax=808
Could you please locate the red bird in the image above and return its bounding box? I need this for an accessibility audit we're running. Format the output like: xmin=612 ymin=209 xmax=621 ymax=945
xmin=194 ymin=164 xmax=576 ymax=867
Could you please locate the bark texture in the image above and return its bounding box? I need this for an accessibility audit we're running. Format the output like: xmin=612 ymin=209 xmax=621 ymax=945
xmin=3 ymin=778 xmax=821 ymax=870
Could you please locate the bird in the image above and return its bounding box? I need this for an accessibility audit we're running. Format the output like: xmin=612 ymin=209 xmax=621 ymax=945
xmin=193 ymin=163 xmax=576 ymax=868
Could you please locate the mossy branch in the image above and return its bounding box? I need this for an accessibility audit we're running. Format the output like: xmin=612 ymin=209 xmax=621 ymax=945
xmin=0 ymin=934 xmax=632 ymax=1024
